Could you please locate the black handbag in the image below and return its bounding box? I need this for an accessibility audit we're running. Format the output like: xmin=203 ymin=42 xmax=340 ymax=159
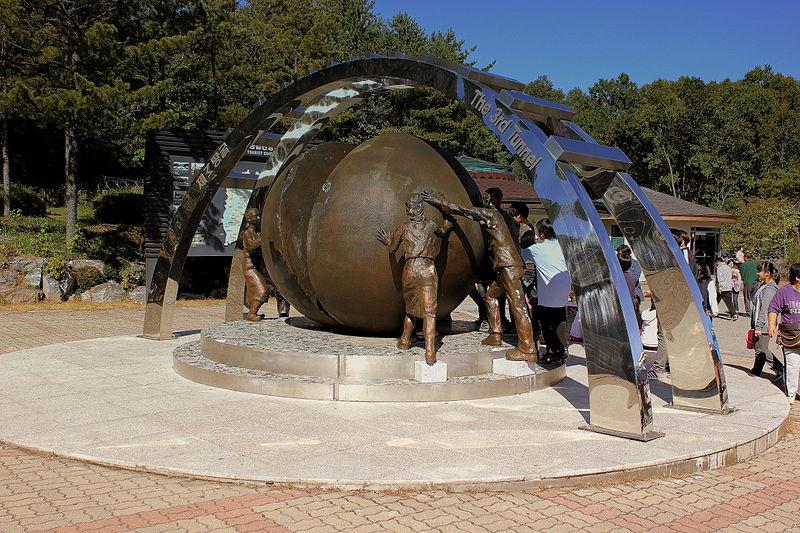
xmin=778 ymin=323 xmax=800 ymax=348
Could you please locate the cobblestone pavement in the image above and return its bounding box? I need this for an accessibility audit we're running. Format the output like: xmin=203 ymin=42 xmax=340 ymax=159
xmin=2 ymin=303 xmax=799 ymax=532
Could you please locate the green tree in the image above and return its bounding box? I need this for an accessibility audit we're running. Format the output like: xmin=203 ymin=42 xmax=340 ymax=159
xmin=324 ymin=10 xmax=505 ymax=163
xmin=0 ymin=0 xmax=38 ymax=216
xmin=722 ymin=198 xmax=800 ymax=263
xmin=25 ymin=0 xmax=133 ymax=241
xmin=523 ymin=75 xmax=566 ymax=104
xmin=637 ymin=79 xmax=693 ymax=198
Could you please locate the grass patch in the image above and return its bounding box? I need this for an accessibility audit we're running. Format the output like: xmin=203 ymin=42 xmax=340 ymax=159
xmin=0 ymin=210 xmax=144 ymax=278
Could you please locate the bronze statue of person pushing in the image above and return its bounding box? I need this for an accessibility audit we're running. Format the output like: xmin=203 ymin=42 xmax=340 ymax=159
xmin=422 ymin=190 xmax=538 ymax=362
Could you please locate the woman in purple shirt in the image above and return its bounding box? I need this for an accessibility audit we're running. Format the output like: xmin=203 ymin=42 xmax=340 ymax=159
xmin=768 ymin=263 xmax=800 ymax=404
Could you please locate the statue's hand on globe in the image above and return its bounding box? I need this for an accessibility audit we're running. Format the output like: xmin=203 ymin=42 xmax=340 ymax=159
xmin=376 ymin=229 xmax=390 ymax=246
xmin=421 ymin=190 xmax=442 ymax=207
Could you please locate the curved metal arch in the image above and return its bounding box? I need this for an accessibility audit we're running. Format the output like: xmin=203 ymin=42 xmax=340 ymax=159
xmin=144 ymin=55 xmax=721 ymax=437
xmin=558 ymin=123 xmax=728 ymax=413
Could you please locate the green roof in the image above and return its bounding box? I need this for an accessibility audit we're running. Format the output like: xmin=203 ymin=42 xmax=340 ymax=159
xmin=456 ymin=156 xmax=512 ymax=174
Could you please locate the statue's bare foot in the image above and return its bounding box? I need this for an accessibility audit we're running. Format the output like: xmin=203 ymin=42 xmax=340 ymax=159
xmin=397 ymin=339 xmax=412 ymax=350
xmin=245 ymin=313 xmax=262 ymax=322
xmin=481 ymin=333 xmax=503 ymax=346
xmin=425 ymin=352 xmax=436 ymax=365
xmin=506 ymin=349 xmax=537 ymax=362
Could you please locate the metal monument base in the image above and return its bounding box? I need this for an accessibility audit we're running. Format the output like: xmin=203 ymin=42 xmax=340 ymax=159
xmin=579 ymin=424 xmax=665 ymax=442
xmin=665 ymin=403 xmax=738 ymax=415
xmin=172 ymin=318 xmax=566 ymax=402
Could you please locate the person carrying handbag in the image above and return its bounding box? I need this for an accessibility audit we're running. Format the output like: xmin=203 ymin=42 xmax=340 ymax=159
xmin=749 ymin=262 xmax=779 ymax=376
xmin=768 ymin=263 xmax=800 ymax=404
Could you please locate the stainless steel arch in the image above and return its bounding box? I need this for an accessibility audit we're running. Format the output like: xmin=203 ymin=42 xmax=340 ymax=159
xmin=144 ymin=55 xmax=727 ymax=437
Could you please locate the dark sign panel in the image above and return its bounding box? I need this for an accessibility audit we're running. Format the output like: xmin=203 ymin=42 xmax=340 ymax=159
xmin=144 ymin=131 xmax=279 ymax=286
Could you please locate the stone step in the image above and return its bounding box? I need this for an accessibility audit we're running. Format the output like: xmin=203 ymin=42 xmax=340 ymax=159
xmin=200 ymin=318 xmax=523 ymax=379
xmin=174 ymin=341 xmax=566 ymax=402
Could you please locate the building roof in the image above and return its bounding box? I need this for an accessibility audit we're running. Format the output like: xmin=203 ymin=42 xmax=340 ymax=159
xmin=457 ymin=156 xmax=513 ymax=174
xmin=457 ymin=157 xmax=736 ymax=222
xmin=637 ymin=187 xmax=734 ymax=221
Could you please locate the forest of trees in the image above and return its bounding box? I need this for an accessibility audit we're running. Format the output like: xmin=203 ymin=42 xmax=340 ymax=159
xmin=1 ymin=0 xmax=799 ymax=255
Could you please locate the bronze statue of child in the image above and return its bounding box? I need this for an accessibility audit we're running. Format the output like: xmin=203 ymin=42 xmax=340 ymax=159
xmin=242 ymin=207 xmax=290 ymax=321
xmin=377 ymin=193 xmax=452 ymax=365
xmin=422 ymin=190 xmax=539 ymax=362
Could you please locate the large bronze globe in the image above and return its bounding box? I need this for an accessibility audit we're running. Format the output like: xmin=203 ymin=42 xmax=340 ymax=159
xmin=261 ymin=133 xmax=485 ymax=333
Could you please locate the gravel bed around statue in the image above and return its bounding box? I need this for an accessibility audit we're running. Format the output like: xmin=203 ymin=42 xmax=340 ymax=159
xmin=202 ymin=318 xmax=520 ymax=357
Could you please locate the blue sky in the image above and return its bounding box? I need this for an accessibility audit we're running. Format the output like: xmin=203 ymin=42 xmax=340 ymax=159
xmin=372 ymin=0 xmax=800 ymax=91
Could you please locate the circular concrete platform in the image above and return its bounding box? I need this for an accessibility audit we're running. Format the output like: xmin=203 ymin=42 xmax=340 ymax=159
xmin=0 ymin=334 xmax=789 ymax=490
xmin=177 ymin=319 xmax=565 ymax=401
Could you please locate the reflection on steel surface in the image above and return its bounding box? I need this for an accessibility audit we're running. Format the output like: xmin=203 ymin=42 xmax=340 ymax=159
xmin=468 ymin=82 xmax=656 ymax=438
xmin=557 ymin=122 xmax=729 ymax=413
xmin=144 ymin=55 xmax=719 ymax=436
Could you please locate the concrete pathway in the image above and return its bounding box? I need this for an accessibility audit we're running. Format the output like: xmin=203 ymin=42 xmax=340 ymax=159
xmin=1 ymin=302 xmax=799 ymax=532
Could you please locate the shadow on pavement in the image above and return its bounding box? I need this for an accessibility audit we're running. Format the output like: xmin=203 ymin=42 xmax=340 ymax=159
xmin=173 ymin=329 xmax=202 ymax=337
xmin=551 ymin=376 xmax=590 ymax=423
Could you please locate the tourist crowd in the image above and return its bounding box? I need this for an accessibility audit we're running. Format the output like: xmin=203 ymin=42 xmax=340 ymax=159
xmin=488 ymin=194 xmax=800 ymax=404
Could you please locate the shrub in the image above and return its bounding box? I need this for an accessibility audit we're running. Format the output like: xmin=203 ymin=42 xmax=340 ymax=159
xmin=73 ymin=266 xmax=106 ymax=292
xmin=72 ymin=228 xmax=144 ymax=263
xmin=120 ymin=263 xmax=145 ymax=290
xmin=0 ymin=184 xmax=47 ymax=216
xmin=92 ymin=187 xmax=144 ymax=225
xmin=102 ymin=263 xmax=121 ymax=283
xmin=786 ymin=245 xmax=800 ymax=268
xmin=0 ymin=216 xmax=71 ymax=272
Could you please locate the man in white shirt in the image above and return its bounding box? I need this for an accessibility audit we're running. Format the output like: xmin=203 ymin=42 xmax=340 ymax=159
xmin=527 ymin=218 xmax=571 ymax=364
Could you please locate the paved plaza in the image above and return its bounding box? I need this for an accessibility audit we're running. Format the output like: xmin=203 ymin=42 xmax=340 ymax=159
xmin=2 ymin=302 xmax=799 ymax=532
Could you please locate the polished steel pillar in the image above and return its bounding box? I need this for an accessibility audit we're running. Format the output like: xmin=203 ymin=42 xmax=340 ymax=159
xmin=554 ymin=123 xmax=730 ymax=413
xmin=458 ymin=84 xmax=658 ymax=439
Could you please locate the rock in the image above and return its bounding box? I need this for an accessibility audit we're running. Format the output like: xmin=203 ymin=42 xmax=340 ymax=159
xmin=128 ymin=285 xmax=147 ymax=304
xmin=178 ymin=292 xmax=206 ymax=300
xmin=68 ymin=259 xmax=106 ymax=272
xmin=23 ymin=268 xmax=42 ymax=289
xmin=209 ymin=288 xmax=227 ymax=299
xmin=8 ymin=255 xmax=46 ymax=274
xmin=42 ymin=275 xmax=63 ymax=301
xmin=0 ymin=287 xmax=42 ymax=304
xmin=0 ymin=269 xmax=20 ymax=286
xmin=85 ymin=281 xmax=126 ymax=302
xmin=59 ymin=268 xmax=77 ymax=299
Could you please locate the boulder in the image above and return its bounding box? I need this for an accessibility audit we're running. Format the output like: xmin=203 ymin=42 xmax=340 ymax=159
xmin=8 ymin=255 xmax=46 ymax=274
xmin=0 ymin=287 xmax=42 ymax=304
xmin=0 ymin=269 xmax=20 ymax=286
xmin=85 ymin=281 xmax=126 ymax=302
xmin=128 ymin=285 xmax=147 ymax=304
xmin=59 ymin=269 xmax=77 ymax=299
xmin=68 ymin=259 xmax=106 ymax=272
xmin=23 ymin=268 xmax=42 ymax=289
xmin=42 ymin=275 xmax=64 ymax=301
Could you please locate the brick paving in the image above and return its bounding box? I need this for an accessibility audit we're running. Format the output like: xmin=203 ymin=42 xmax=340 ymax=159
xmin=2 ymin=303 xmax=799 ymax=532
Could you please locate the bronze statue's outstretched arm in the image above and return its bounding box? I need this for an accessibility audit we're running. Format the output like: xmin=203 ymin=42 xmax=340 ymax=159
xmin=422 ymin=191 xmax=491 ymax=226
xmin=377 ymin=226 xmax=404 ymax=253
xmin=435 ymin=215 xmax=455 ymax=237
